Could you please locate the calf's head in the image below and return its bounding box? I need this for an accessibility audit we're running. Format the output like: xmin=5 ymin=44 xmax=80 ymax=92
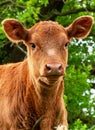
xmin=2 ymin=16 xmax=93 ymax=87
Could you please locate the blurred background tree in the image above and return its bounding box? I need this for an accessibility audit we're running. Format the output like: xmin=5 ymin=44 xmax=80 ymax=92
xmin=0 ymin=0 xmax=95 ymax=129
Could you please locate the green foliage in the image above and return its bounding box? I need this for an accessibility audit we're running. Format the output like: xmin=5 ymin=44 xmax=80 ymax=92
xmin=70 ymin=119 xmax=95 ymax=130
xmin=65 ymin=65 xmax=92 ymax=121
xmin=17 ymin=6 xmax=40 ymax=26
xmin=70 ymin=119 xmax=88 ymax=130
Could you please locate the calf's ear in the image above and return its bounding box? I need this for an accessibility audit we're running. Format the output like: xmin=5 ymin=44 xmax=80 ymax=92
xmin=2 ymin=19 xmax=28 ymax=42
xmin=66 ymin=16 xmax=94 ymax=39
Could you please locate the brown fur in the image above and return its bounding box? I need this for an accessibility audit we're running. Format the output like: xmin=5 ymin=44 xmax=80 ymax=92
xmin=0 ymin=16 xmax=93 ymax=130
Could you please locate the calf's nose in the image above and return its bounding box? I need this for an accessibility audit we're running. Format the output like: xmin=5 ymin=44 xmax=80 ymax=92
xmin=44 ymin=63 xmax=63 ymax=76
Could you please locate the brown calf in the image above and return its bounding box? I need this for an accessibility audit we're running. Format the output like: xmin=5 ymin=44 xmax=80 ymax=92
xmin=0 ymin=16 xmax=93 ymax=130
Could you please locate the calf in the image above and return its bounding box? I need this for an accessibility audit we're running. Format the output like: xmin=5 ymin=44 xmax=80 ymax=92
xmin=0 ymin=16 xmax=93 ymax=130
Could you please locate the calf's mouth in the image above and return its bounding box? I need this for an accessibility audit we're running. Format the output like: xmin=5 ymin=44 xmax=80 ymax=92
xmin=38 ymin=74 xmax=64 ymax=88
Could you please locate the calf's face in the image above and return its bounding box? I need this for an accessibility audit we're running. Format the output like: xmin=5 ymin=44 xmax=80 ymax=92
xmin=2 ymin=16 xmax=93 ymax=86
xmin=27 ymin=22 xmax=69 ymax=81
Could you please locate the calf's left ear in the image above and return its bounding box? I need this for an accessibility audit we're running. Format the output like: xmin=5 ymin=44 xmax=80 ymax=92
xmin=66 ymin=16 xmax=94 ymax=39
xmin=2 ymin=19 xmax=28 ymax=42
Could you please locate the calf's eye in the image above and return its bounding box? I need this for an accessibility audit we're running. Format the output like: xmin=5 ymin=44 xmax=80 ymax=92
xmin=65 ymin=42 xmax=70 ymax=48
xmin=30 ymin=43 xmax=36 ymax=50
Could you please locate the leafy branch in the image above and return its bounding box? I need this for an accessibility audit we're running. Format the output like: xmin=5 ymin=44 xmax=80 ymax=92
xmin=41 ymin=7 xmax=95 ymax=20
xmin=0 ymin=0 xmax=25 ymax=9
xmin=53 ymin=7 xmax=95 ymax=16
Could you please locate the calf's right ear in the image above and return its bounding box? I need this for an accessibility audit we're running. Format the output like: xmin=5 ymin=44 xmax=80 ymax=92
xmin=2 ymin=19 xmax=28 ymax=43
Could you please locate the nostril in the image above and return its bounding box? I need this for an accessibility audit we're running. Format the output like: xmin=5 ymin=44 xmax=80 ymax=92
xmin=46 ymin=64 xmax=52 ymax=71
xmin=58 ymin=64 xmax=63 ymax=71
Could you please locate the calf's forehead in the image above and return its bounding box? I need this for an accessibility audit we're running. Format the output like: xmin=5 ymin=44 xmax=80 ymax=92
xmin=31 ymin=21 xmax=65 ymax=33
xmin=29 ymin=21 xmax=68 ymax=46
